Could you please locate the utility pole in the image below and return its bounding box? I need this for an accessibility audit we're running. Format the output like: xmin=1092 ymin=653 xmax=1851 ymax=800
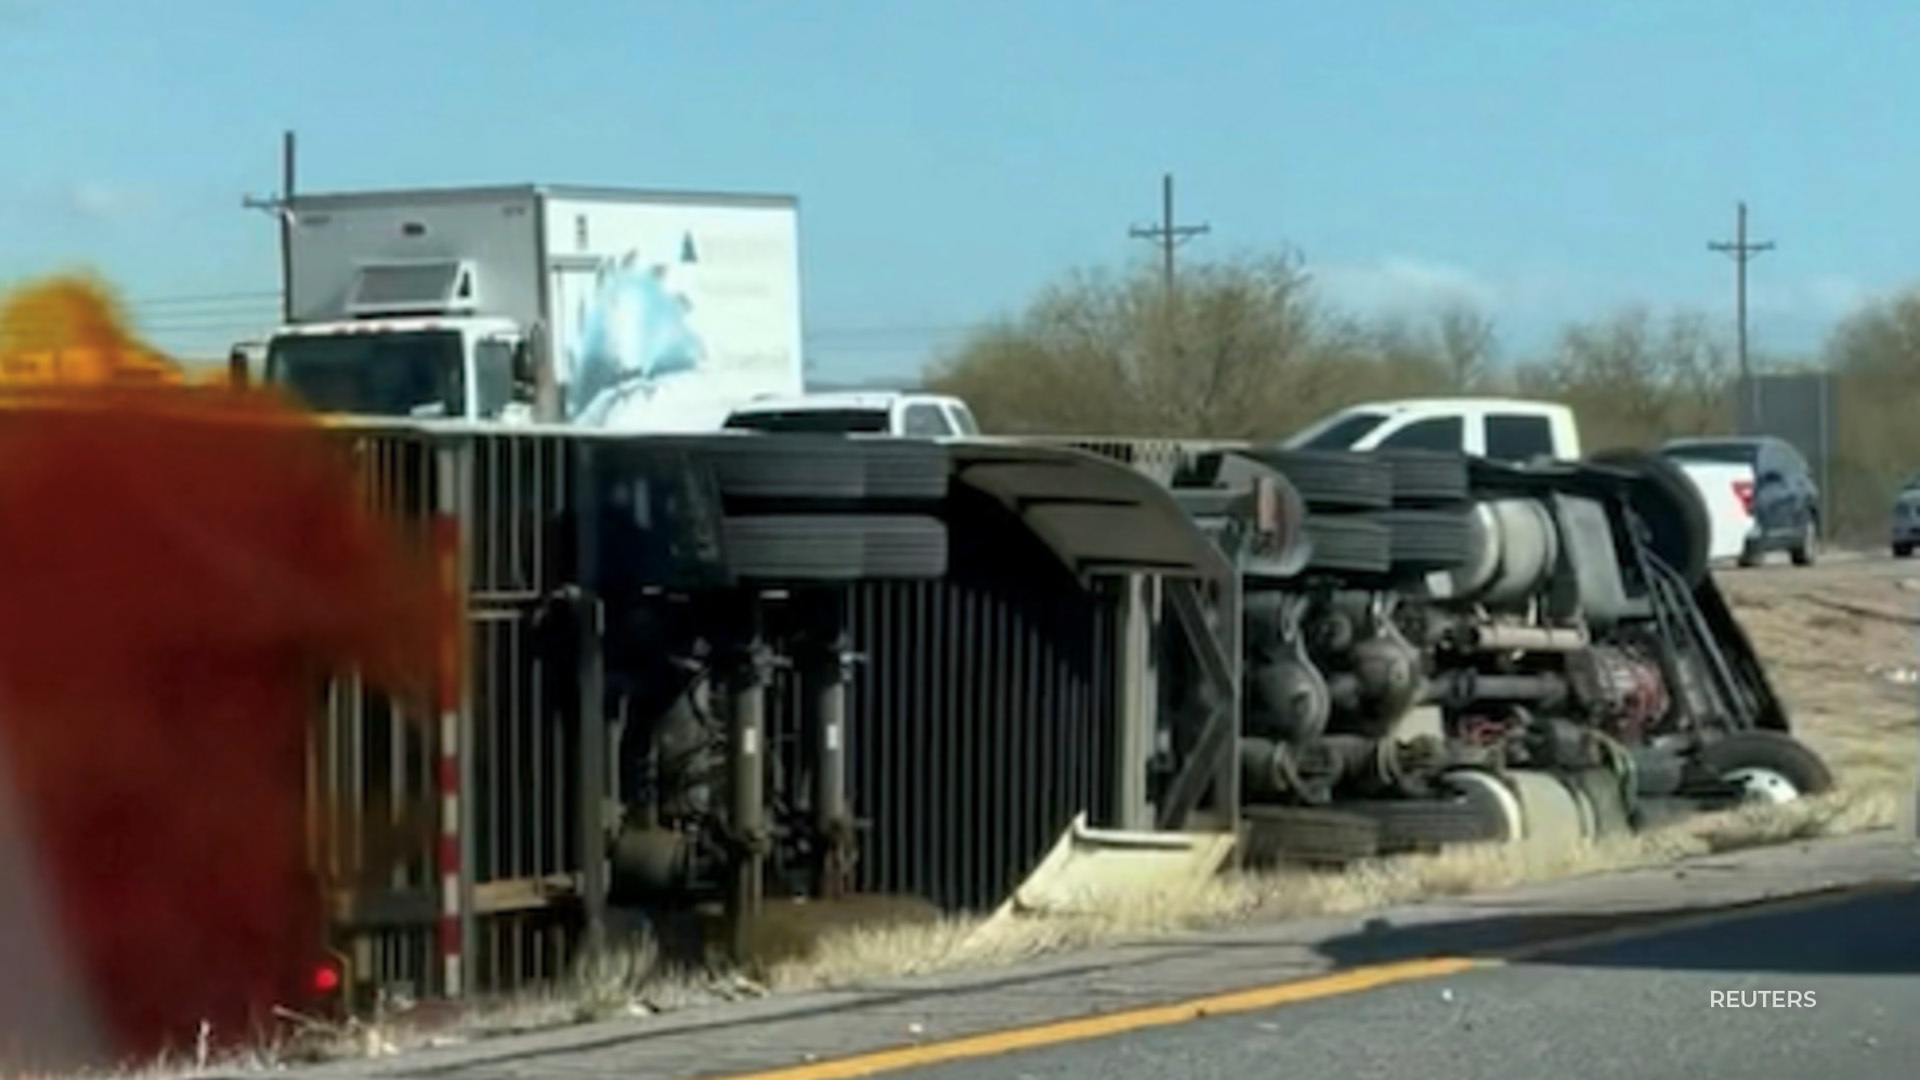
xmin=243 ymin=130 xmax=299 ymax=324
xmin=1708 ymin=200 xmax=1773 ymax=430
xmin=1129 ymin=173 xmax=1210 ymax=295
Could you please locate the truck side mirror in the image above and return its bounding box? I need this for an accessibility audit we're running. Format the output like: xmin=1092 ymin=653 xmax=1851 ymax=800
xmin=226 ymin=346 xmax=250 ymax=389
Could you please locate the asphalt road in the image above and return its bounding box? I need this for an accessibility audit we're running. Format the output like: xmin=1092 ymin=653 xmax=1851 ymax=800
xmin=299 ymin=834 xmax=1917 ymax=1080
xmin=893 ymin=883 xmax=1920 ymax=1080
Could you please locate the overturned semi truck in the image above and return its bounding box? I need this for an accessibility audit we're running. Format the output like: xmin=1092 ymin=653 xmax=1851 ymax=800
xmin=313 ymin=424 xmax=1829 ymax=1008
xmin=1157 ymin=444 xmax=1828 ymax=863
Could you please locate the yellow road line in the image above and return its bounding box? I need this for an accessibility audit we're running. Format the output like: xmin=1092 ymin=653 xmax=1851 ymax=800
xmin=704 ymin=956 xmax=1483 ymax=1080
xmin=706 ymin=879 xmax=1906 ymax=1080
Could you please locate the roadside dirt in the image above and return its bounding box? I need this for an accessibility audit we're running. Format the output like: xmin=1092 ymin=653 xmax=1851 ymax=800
xmin=1716 ymin=554 xmax=1918 ymax=796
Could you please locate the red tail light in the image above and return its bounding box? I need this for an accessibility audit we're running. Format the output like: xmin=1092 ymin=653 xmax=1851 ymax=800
xmin=306 ymin=951 xmax=354 ymax=1020
xmin=1732 ymin=479 xmax=1754 ymax=515
xmin=311 ymin=957 xmax=344 ymax=996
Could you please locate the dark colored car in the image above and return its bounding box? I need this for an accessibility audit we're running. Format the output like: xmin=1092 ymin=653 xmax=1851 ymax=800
xmin=1660 ymin=436 xmax=1821 ymax=567
xmin=1888 ymin=473 xmax=1920 ymax=557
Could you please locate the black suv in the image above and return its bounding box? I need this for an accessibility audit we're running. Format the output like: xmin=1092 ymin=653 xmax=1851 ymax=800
xmin=1659 ymin=435 xmax=1821 ymax=567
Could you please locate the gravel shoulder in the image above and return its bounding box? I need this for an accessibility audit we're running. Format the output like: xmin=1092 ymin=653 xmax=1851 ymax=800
xmin=293 ymin=831 xmax=1917 ymax=1080
xmin=1716 ymin=554 xmax=1918 ymax=800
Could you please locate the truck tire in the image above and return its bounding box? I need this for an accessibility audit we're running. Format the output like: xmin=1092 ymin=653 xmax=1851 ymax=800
xmin=705 ymin=438 xmax=868 ymax=501
xmin=1245 ymin=449 xmax=1393 ymax=512
xmin=1789 ymin=516 xmax=1818 ymax=567
xmin=860 ymin=440 xmax=953 ymax=502
xmin=1240 ymin=805 xmax=1381 ymax=867
xmin=1693 ymin=730 xmax=1834 ymax=801
xmin=722 ymin=515 xmax=949 ymax=582
xmin=1375 ymin=450 xmax=1471 ymax=506
xmin=1303 ymin=516 xmax=1392 ymax=575
xmin=1383 ymin=508 xmax=1474 ymax=571
xmin=705 ymin=439 xmax=949 ymax=505
xmin=1343 ymin=793 xmax=1514 ymax=855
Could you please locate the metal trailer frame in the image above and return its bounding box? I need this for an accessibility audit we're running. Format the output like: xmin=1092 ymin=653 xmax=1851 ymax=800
xmin=1015 ymin=436 xmax=1246 ymax=833
xmin=311 ymin=424 xmax=1246 ymax=1002
xmin=314 ymin=424 xmax=588 ymax=1004
xmin=940 ymin=438 xmax=1246 ymax=837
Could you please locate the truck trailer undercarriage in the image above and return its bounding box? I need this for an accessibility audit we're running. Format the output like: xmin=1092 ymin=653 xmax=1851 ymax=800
xmin=314 ymin=427 xmax=1831 ymax=1009
xmin=1165 ymin=444 xmax=1828 ymax=864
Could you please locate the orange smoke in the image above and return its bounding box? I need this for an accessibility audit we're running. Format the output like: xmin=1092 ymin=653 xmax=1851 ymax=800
xmin=0 ymin=275 xmax=187 ymax=388
xmin=0 ymin=278 xmax=440 ymax=1068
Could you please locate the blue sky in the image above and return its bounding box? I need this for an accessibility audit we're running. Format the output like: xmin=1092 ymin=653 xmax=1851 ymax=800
xmin=0 ymin=0 xmax=1910 ymax=380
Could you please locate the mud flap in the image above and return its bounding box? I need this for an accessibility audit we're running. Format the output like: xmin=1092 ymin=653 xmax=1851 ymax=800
xmin=960 ymin=812 xmax=1236 ymax=953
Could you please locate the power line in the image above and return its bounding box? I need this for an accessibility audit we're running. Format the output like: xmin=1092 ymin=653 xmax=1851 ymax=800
xmin=16 ymin=301 xmax=987 ymax=340
xmin=119 ymin=290 xmax=281 ymax=309
xmin=1707 ymin=200 xmax=1774 ymax=429
xmin=1128 ymin=173 xmax=1209 ymax=293
xmin=15 ymin=299 xmax=986 ymax=343
xmin=0 ymin=290 xmax=278 ymax=317
xmin=18 ymin=279 xmax=993 ymax=348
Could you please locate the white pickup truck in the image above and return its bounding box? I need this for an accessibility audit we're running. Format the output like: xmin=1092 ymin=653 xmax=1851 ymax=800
xmin=1286 ymin=397 xmax=1756 ymax=565
xmin=1658 ymin=437 xmax=1819 ymax=568
xmin=721 ymin=391 xmax=981 ymax=438
xmin=1653 ymin=453 xmax=1759 ymax=566
xmin=1284 ymin=397 xmax=1582 ymax=462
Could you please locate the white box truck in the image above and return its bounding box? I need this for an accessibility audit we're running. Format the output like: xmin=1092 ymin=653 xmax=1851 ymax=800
xmin=253 ymin=184 xmax=804 ymax=430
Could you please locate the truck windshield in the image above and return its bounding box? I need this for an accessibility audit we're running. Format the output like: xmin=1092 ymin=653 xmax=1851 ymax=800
xmin=724 ymin=409 xmax=891 ymax=434
xmin=1290 ymin=411 xmax=1388 ymax=450
xmin=265 ymin=330 xmax=465 ymax=418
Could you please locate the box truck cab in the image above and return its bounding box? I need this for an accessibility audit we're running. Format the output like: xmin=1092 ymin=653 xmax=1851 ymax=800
xmin=254 ymin=184 xmax=806 ymax=430
xmin=264 ymin=305 xmax=536 ymax=423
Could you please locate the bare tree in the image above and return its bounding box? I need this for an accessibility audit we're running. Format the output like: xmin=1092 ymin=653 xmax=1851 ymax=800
xmin=1359 ymin=303 xmax=1498 ymax=394
xmin=1826 ymin=289 xmax=1920 ymax=379
xmin=1517 ymin=305 xmax=1733 ymax=448
xmin=1435 ymin=303 xmax=1498 ymax=390
xmin=926 ymin=255 xmax=1476 ymax=439
xmin=1818 ymin=288 xmax=1920 ymax=533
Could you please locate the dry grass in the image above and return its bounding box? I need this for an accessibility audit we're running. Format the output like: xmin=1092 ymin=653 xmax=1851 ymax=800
xmin=281 ymin=787 xmax=1896 ymax=1067
xmin=45 ymin=561 xmax=1919 ymax=1076
xmin=1718 ymin=562 xmax=1919 ymax=797
xmin=773 ymin=788 xmax=1897 ymax=992
xmin=2 ymin=1023 xmax=286 ymax=1080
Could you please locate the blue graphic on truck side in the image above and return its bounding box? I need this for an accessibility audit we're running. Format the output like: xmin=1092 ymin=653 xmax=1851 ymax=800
xmin=565 ymin=242 xmax=706 ymax=426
